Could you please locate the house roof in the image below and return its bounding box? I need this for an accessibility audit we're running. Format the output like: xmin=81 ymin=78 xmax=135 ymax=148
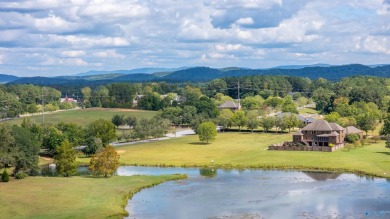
xmin=329 ymin=123 xmax=345 ymax=131
xmin=301 ymin=119 xmax=333 ymax=131
xmin=218 ymin=100 xmax=240 ymax=109
xmin=292 ymin=130 xmax=303 ymax=136
xmin=345 ymin=126 xmax=363 ymax=134
xmin=317 ymin=131 xmax=340 ymax=137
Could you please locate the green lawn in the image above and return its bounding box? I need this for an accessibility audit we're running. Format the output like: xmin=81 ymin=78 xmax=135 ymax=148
xmin=4 ymin=108 xmax=157 ymax=127
xmin=87 ymin=132 xmax=390 ymax=178
xmin=0 ymin=175 xmax=185 ymax=219
xmin=298 ymin=107 xmax=319 ymax=114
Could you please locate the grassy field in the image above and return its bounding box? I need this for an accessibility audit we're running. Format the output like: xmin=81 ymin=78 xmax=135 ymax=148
xmin=4 ymin=108 xmax=157 ymax=127
xmin=0 ymin=175 xmax=185 ymax=219
xmin=83 ymin=132 xmax=390 ymax=178
xmin=298 ymin=107 xmax=319 ymax=114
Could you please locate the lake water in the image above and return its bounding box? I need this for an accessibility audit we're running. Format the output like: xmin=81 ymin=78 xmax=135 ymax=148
xmin=117 ymin=166 xmax=390 ymax=219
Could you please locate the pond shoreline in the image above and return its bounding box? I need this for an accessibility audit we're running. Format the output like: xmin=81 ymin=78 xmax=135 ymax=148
xmin=113 ymin=163 xmax=389 ymax=179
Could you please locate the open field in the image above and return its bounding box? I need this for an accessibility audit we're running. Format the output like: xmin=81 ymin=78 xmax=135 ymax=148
xmin=3 ymin=108 xmax=157 ymax=127
xmin=81 ymin=132 xmax=390 ymax=178
xmin=298 ymin=107 xmax=319 ymax=114
xmin=0 ymin=175 xmax=185 ymax=219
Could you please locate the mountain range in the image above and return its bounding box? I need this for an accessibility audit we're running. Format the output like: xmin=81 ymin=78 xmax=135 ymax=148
xmin=2 ymin=64 xmax=390 ymax=85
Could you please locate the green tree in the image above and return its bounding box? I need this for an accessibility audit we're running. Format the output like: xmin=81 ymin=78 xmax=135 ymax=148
xmin=56 ymin=122 xmax=84 ymax=146
xmin=242 ymin=95 xmax=264 ymax=110
xmin=345 ymin=133 xmax=360 ymax=143
xmin=125 ymin=116 xmax=137 ymax=128
xmin=282 ymin=96 xmax=298 ymax=114
xmin=232 ymin=110 xmax=247 ymax=132
xmin=111 ymin=114 xmax=125 ymax=128
xmin=284 ymin=114 xmax=300 ymax=133
xmin=380 ymin=114 xmax=390 ymax=136
xmin=150 ymin=117 xmax=171 ymax=139
xmin=83 ymin=137 xmax=103 ymax=156
xmin=89 ymin=146 xmax=120 ymax=177
xmin=134 ymin=118 xmax=152 ymax=140
xmin=217 ymin=109 xmax=234 ymax=131
xmin=42 ymin=126 xmax=66 ymax=155
xmin=0 ymin=124 xmax=16 ymax=169
xmin=260 ymin=116 xmax=275 ymax=133
xmin=2 ymin=169 xmax=9 ymax=182
xmin=324 ymin=112 xmax=341 ymax=123
xmin=181 ymin=105 xmax=197 ymax=125
xmin=246 ymin=110 xmax=259 ymax=133
xmin=81 ymin=87 xmax=92 ymax=108
xmin=54 ymin=140 xmax=77 ymax=177
xmin=11 ymin=126 xmax=40 ymax=175
xmin=197 ymin=122 xmax=217 ymax=144
xmin=356 ymin=113 xmax=378 ymax=137
xmin=85 ymin=119 xmax=116 ymax=145
xmin=312 ymin=87 xmax=334 ymax=113
xmin=386 ymin=135 xmax=390 ymax=149
xmin=159 ymin=107 xmax=183 ymax=127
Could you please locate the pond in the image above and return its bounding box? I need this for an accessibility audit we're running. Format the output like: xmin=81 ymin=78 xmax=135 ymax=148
xmin=117 ymin=166 xmax=390 ymax=219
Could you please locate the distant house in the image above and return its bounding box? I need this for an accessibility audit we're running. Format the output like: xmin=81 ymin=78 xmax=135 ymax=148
xmin=132 ymin=95 xmax=144 ymax=106
xmin=345 ymin=126 xmax=364 ymax=139
xmin=218 ymin=100 xmax=241 ymax=111
xmin=292 ymin=120 xmax=345 ymax=146
xmin=60 ymin=97 xmax=77 ymax=103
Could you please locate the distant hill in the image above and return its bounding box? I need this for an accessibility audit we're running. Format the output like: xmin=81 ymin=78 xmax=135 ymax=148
xmin=7 ymin=64 xmax=390 ymax=85
xmin=0 ymin=74 xmax=19 ymax=83
xmin=162 ymin=67 xmax=222 ymax=82
xmin=274 ymin=63 xmax=332 ymax=69
xmin=76 ymin=67 xmax=189 ymax=76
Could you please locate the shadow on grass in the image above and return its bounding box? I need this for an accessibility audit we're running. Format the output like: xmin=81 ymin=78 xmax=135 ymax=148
xmin=189 ymin=142 xmax=210 ymax=145
xmin=375 ymin=152 xmax=390 ymax=156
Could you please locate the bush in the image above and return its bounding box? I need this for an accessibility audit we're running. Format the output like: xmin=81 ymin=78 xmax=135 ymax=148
xmin=345 ymin=133 xmax=360 ymax=143
xmin=2 ymin=169 xmax=10 ymax=182
xmin=329 ymin=143 xmax=335 ymax=147
xmin=15 ymin=172 xmax=28 ymax=179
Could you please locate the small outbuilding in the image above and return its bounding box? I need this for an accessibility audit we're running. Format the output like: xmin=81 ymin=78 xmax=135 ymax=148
xmin=345 ymin=126 xmax=364 ymax=139
xmin=218 ymin=100 xmax=241 ymax=111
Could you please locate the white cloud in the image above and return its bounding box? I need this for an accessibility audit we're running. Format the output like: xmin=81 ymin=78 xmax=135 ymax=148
xmin=61 ymin=50 xmax=86 ymax=57
xmin=34 ymin=13 xmax=84 ymax=33
xmin=0 ymin=0 xmax=389 ymax=76
xmin=362 ymin=36 xmax=390 ymax=54
xmin=93 ymin=50 xmax=125 ymax=58
xmin=42 ymin=57 xmax=88 ymax=66
xmin=235 ymin=17 xmax=254 ymax=25
xmin=0 ymin=54 xmax=4 ymax=64
xmin=78 ymin=1 xmax=150 ymax=20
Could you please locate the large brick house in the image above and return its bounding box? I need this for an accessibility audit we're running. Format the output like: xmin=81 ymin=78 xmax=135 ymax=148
xmin=292 ymin=120 xmax=345 ymax=146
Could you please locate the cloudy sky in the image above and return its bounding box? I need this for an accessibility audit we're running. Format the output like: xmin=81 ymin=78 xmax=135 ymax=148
xmin=0 ymin=0 xmax=389 ymax=76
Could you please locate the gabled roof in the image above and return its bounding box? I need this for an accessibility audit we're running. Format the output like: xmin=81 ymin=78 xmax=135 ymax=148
xmin=345 ymin=126 xmax=363 ymax=134
xmin=301 ymin=119 xmax=333 ymax=131
xmin=329 ymin=123 xmax=345 ymax=131
xmin=292 ymin=130 xmax=303 ymax=136
xmin=219 ymin=100 xmax=240 ymax=109
xmin=317 ymin=131 xmax=339 ymax=137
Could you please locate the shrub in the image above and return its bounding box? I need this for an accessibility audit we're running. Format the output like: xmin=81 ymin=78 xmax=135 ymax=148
xmin=329 ymin=143 xmax=335 ymax=147
xmin=15 ymin=172 xmax=28 ymax=180
xmin=345 ymin=133 xmax=360 ymax=143
xmin=2 ymin=169 xmax=10 ymax=182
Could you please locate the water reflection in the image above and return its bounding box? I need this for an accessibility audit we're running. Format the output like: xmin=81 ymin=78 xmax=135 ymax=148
xmin=124 ymin=166 xmax=390 ymax=219
xmin=199 ymin=168 xmax=217 ymax=177
xmin=303 ymin=171 xmax=341 ymax=181
xmin=39 ymin=164 xmax=89 ymax=177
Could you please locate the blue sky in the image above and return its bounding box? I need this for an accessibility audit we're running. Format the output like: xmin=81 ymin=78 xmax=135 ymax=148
xmin=0 ymin=0 xmax=389 ymax=77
